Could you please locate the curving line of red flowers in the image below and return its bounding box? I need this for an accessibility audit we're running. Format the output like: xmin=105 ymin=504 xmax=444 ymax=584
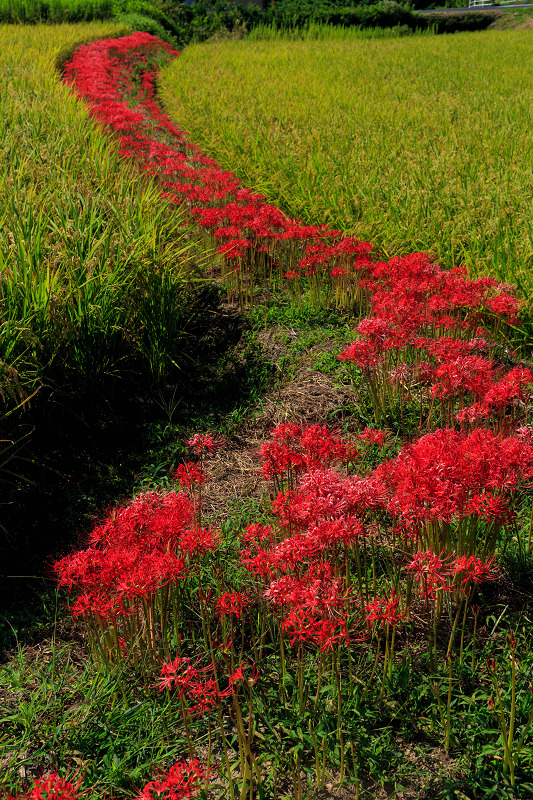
xmin=62 ymin=31 xmax=375 ymax=303
xmin=62 ymin=32 xmax=530 ymax=429
xmin=62 ymin=34 xmax=520 ymax=318
xmin=36 ymin=32 xmax=533 ymax=798
xmin=57 ymin=25 xmax=533 ymax=685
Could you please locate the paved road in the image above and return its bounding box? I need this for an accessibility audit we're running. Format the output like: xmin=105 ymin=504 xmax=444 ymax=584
xmin=419 ymin=3 xmax=533 ymax=10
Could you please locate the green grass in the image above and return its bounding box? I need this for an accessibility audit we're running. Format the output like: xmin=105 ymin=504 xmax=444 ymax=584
xmin=3 ymin=288 xmax=533 ymax=799
xmin=0 ymin=635 xmax=192 ymax=795
xmin=159 ymin=30 xmax=533 ymax=306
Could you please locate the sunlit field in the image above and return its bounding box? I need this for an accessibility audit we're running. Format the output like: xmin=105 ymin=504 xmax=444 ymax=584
xmin=3 ymin=23 xmax=533 ymax=800
xmin=160 ymin=29 xmax=533 ymax=300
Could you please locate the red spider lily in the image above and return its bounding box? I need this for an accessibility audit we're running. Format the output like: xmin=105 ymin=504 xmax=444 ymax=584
xmin=407 ymin=551 xmax=451 ymax=599
xmin=241 ymin=545 xmax=280 ymax=580
xmin=455 ymin=367 xmax=533 ymax=428
xmin=280 ymin=605 xmax=352 ymax=651
xmin=180 ymin=525 xmax=220 ymax=557
xmin=407 ymin=550 xmax=449 ymax=580
xmin=358 ymin=428 xmax=390 ymax=447
xmin=264 ymin=565 xmax=360 ymax=650
xmin=173 ymin=462 xmax=206 ymax=489
xmin=9 ymin=771 xmax=85 ymax=800
xmin=157 ymin=657 xmax=253 ymax=714
xmin=65 ymin=28 xmax=525 ymax=334
xmin=264 ymin=563 xmax=340 ymax=610
xmin=240 ymin=522 xmax=275 ymax=547
xmin=267 ymin=532 xmax=320 ymax=570
xmin=260 ymin=439 xmax=306 ymax=481
xmin=272 ymin=469 xmax=386 ymax=529
xmin=356 ymin=317 xmax=393 ymax=343
xmin=298 ymin=424 xmax=351 ymax=469
xmin=430 ymin=355 xmax=494 ymax=401
xmin=157 ymin=657 xmax=229 ymax=712
xmin=481 ymin=366 xmax=533 ymax=414
xmin=247 ymin=518 xmax=363 ymax=574
xmin=87 ymin=491 xmax=195 ymax=549
xmin=271 ymin=472 xmax=348 ymax=528
xmin=71 ymin=591 xmax=131 ymax=620
xmin=424 ymin=335 xmax=488 ymax=361
xmin=455 ymin=402 xmax=490 ymax=424
xmin=338 ymin=340 xmax=383 ymax=370
xmin=452 ymin=555 xmax=496 ymax=586
xmin=365 ymin=590 xmax=405 ymax=629
xmin=516 ymin=425 xmax=533 ymax=443
xmin=484 ymin=291 xmax=520 ymax=322
xmin=368 ymin=253 xmax=520 ymax=333
xmin=465 ymin=492 xmax=513 ymax=523
xmin=307 ymin=516 xmax=365 ymax=550
xmin=228 ymin=661 xmax=258 ymax=688
xmin=215 ymin=591 xmax=250 ymax=621
xmin=187 ymin=433 xmax=225 ymax=454
xmin=134 ymin=759 xmax=208 ymax=799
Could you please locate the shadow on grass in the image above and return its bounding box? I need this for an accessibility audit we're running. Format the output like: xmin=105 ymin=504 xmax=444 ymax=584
xmin=0 ymin=287 xmax=275 ymax=657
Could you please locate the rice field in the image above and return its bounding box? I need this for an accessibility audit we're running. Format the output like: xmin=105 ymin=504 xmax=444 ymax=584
xmin=159 ymin=29 xmax=533 ymax=303
xmin=3 ymin=23 xmax=533 ymax=800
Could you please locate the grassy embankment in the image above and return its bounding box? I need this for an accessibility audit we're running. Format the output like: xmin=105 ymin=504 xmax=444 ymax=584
xmin=2 ymin=24 xmax=533 ymax=800
xmin=160 ymin=29 xmax=533 ymax=320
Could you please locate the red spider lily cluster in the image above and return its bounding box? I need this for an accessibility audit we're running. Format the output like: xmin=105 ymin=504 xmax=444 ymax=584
xmin=48 ymin=33 xmax=533 ymax=795
xmin=156 ymin=655 xmax=247 ymax=713
xmin=55 ymin=422 xmax=532 ymax=670
xmin=134 ymin=759 xmax=208 ymax=800
xmin=54 ymin=490 xmax=218 ymax=666
xmin=215 ymin=591 xmax=250 ymax=621
xmin=62 ymin=33 xmax=377 ymax=307
xmin=5 ymin=773 xmax=84 ymax=800
xmin=64 ymin=36 xmax=524 ymax=324
xmin=248 ymin=423 xmax=531 ymax=650
xmin=372 ymin=427 xmax=533 ymax=564
xmin=337 ymin=253 xmax=527 ymax=430
xmin=63 ymin=32 xmax=528 ymax=441
xmin=62 ymin=35 xmax=523 ymax=381
xmin=407 ymin=551 xmax=496 ymax=602
xmin=259 ymin=422 xmax=360 ymax=491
